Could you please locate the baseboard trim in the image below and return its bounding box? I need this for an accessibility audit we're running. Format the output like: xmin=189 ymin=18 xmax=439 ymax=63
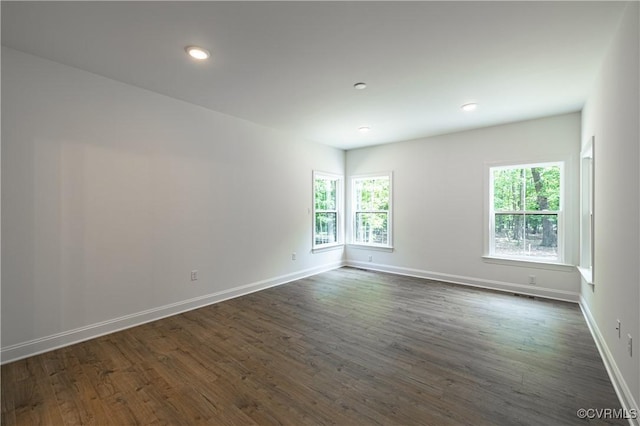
xmin=346 ymin=261 xmax=579 ymax=303
xmin=579 ymin=297 xmax=640 ymax=426
xmin=1 ymin=261 xmax=345 ymax=364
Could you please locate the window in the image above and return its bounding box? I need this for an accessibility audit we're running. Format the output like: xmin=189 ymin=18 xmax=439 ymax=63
xmin=313 ymin=171 xmax=342 ymax=249
xmin=579 ymin=137 xmax=594 ymax=283
xmin=351 ymin=173 xmax=392 ymax=247
xmin=489 ymin=162 xmax=563 ymax=263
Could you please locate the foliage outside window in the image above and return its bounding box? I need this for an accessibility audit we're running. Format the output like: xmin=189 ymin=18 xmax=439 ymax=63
xmin=352 ymin=174 xmax=392 ymax=247
xmin=313 ymin=172 xmax=342 ymax=248
xmin=490 ymin=163 xmax=563 ymax=262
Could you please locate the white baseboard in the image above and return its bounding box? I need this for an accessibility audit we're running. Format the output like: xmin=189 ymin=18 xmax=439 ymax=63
xmin=579 ymin=297 xmax=640 ymax=426
xmin=346 ymin=260 xmax=579 ymax=303
xmin=1 ymin=261 xmax=345 ymax=364
xmin=346 ymin=261 xmax=638 ymax=423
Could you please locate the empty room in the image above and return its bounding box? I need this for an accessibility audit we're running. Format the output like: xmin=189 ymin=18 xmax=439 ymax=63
xmin=1 ymin=1 xmax=639 ymax=425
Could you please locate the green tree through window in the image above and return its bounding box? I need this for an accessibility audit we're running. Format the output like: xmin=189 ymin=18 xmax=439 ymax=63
xmin=313 ymin=172 xmax=341 ymax=248
xmin=491 ymin=163 xmax=562 ymax=261
xmin=352 ymin=174 xmax=392 ymax=246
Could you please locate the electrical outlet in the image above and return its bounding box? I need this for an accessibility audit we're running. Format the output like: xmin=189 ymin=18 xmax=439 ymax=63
xmin=528 ymin=275 xmax=536 ymax=285
xmin=616 ymin=320 xmax=621 ymax=338
xmin=368 ymin=255 xmax=373 ymax=262
xmin=292 ymin=252 xmax=296 ymax=261
xmin=190 ymin=270 xmax=198 ymax=281
xmin=628 ymin=334 xmax=633 ymax=357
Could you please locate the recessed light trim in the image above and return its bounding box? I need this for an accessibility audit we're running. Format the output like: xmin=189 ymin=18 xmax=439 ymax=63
xmin=461 ymin=103 xmax=478 ymax=112
xmin=354 ymin=82 xmax=367 ymax=90
xmin=185 ymin=46 xmax=210 ymax=60
xmin=358 ymin=126 xmax=371 ymax=133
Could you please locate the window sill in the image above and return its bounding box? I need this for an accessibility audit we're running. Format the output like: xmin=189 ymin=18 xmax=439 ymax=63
xmin=312 ymin=243 xmax=344 ymax=254
xmin=577 ymin=266 xmax=594 ymax=285
xmin=482 ymin=256 xmax=575 ymax=272
xmin=348 ymin=244 xmax=394 ymax=253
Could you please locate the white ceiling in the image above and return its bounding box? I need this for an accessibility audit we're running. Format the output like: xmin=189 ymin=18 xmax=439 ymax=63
xmin=1 ymin=1 xmax=627 ymax=150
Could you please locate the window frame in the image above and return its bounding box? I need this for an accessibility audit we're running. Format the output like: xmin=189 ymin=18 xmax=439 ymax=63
xmin=349 ymin=172 xmax=393 ymax=249
xmin=312 ymin=171 xmax=343 ymax=251
xmin=578 ymin=136 xmax=594 ymax=284
xmin=486 ymin=161 xmax=565 ymax=265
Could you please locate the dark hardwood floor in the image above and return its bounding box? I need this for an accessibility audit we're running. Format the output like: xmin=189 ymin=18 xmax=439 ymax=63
xmin=1 ymin=267 xmax=625 ymax=425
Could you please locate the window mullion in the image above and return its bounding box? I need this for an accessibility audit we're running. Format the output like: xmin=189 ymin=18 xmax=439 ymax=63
xmin=495 ymin=210 xmax=560 ymax=215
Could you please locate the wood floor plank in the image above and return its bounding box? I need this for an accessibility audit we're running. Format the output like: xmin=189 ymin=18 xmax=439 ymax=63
xmin=1 ymin=267 xmax=626 ymax=425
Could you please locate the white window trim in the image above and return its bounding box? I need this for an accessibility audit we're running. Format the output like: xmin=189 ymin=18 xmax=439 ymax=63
xmin=312 ymin=171 xmax=344 ymax=252
xmin=484 ymin=160 xmax=565 ymax=267
xmin=578 ymin=136 xmax=594 ymax=284
xmin=349 ymin=172 xmax=393 ymax=249
xmin=482 ymin=255 xmax=575 ymax=272
xmin=348 ymin=244 xmax=394 ymax=253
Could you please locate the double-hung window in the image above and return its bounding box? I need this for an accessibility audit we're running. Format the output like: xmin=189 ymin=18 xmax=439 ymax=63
xmin=313 ymin=171 xmax=342 ymax=249
xmin=489 ymin=162 xmax=563 ymax=263
xmin=351 ymin=173 xmax=392 ymax=247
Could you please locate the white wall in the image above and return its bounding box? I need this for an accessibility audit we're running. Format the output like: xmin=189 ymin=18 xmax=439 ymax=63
xmin=3 ymin=11 xmax=637 ymax=415
xmin=346 ymin=113 xmax=581 ymax=301
xmin=1 ymin=47 xmax=345 ymax=362
xmin=580 ymin=2 xmax=640 ymax=415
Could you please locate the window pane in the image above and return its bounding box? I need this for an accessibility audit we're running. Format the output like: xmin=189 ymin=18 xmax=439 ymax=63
xmin=494 ymin=213 xmax=558 ymax=260
xmin=355 ymin=177 xmax=389 ymax=211
xmin=525 ymin=166 xmax=560 ymax=211
xmin=494 ymin=213 xmax=526 ymax=256
xmin=525 ymin=214 xmax=558 ymax=259
xmin=314 ymin=178 xmax=337 ymax=210
xmin=355 ymin=212 xmax=388 ymax=245
xmin=315 ymin=212 xmax=337 ymax=245
xmin=493 ymin=169 xmax=524 ymax=211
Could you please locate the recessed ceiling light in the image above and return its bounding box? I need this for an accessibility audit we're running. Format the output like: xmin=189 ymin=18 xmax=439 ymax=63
xmin=358 ymin=126 xmax=371 ymax=133
xmin=354 ymin=82 xmax=367 ymax=90
xmin=461 ymin=103 xmax=478 ymax=112
xmin=185 ymin=46 xmax=210 ymax=60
